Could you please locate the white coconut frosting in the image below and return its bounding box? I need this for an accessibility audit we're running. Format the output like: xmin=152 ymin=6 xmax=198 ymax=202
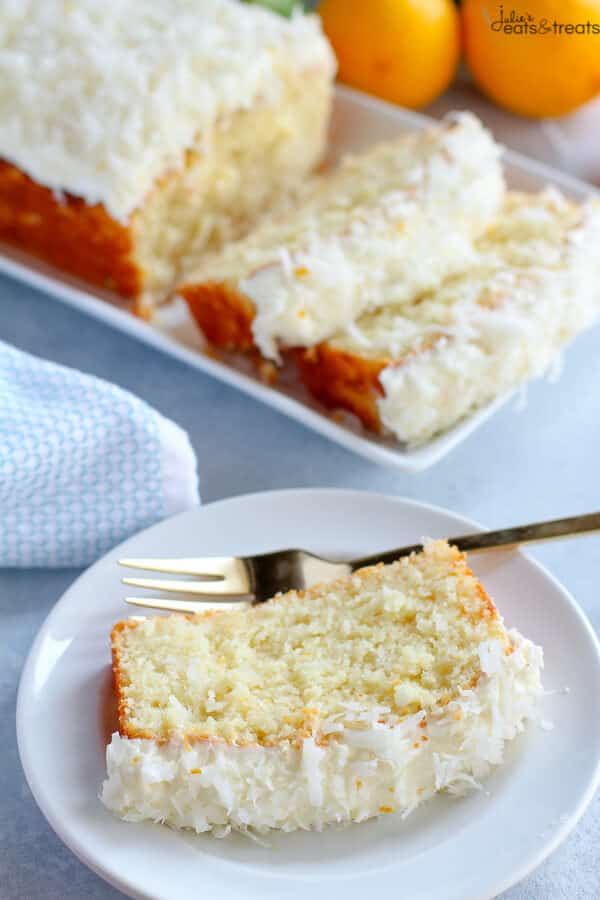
xmin=102 ymin=630 xmax=543 ymax=836
xmin=245 ymin=215 xmax=479 ymax=362
xmin=328 ymin=189 xmax=600 ymax=445
xmin=184 ymin=112 xmax=504 ymax=360
xmin=246 ymin=114 xmax=502 ymax=360
xmin=0 ymin=0 xmax=335 ymax=222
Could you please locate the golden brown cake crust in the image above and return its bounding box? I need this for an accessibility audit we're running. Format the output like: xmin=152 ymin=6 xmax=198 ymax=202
xmin=179 ymin=281 xmax=389 ymax=430
xmin=296 ymin=344 xmax=388 ymax=433
xmin=180 ymin=281 xmax=257 ymax=352
xmin=179 ymin=281 xmax=279 ymax=384
xmin=111 ymin=620 xmax=143 ymax=739
xmin=296 ymin=332 xmax=451 ymax=435
xmin=0 ymin=159 xmax=143 ymax=298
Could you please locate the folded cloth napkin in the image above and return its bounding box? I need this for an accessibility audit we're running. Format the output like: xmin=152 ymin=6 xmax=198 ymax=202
xmin=0 ymin=339 xmax=199 ymax=567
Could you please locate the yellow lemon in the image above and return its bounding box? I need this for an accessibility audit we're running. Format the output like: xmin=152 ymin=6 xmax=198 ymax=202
xmin=319 ymin=0 xmax=461 ymax=109
xmin=462 ymin=0 xmax=600 ymax=117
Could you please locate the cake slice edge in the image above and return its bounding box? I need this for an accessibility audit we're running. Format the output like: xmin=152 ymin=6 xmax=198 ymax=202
xmin=102 ymin=541 xmax=544 ymax=835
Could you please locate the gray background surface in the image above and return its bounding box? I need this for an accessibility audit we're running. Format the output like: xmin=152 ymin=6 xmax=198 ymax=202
xmin=1 ymin=278 xmax=599 ymax=898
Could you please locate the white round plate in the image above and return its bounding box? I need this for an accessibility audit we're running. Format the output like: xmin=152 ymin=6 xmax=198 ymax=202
xmin=17 ymin=489 xmax=600 ymax=900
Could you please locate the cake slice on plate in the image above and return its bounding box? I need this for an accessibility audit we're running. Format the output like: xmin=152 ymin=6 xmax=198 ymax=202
xmin=0 ymin=0 xmax=334 ymax=305
xmin=179 ymin=113 xmax=504 ymax=361
xmin=102 ymin=540 xmax=542 ymax=836
xmin=296 ymin=189 xmax=600 ymax=445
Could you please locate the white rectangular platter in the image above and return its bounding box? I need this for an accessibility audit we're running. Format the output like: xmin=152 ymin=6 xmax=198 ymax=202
xmin=0 ymin=86 xmax=596 ymax=471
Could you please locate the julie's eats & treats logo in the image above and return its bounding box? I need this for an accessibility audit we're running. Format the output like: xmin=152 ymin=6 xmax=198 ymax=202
xmin=488 ymin=4 xmax=600 ymax=34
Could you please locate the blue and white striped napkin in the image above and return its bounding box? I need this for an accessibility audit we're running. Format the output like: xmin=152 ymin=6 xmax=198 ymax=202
xmin=0 ymin=339 xmax=199 ymax=567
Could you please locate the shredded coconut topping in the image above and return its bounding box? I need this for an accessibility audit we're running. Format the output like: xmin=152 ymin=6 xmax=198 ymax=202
xmin=327 ymin=189 xmax=600 ymax=445
xmin=0 ymin=0 xmax=334 ymax=221
xmin=184 ymin=113 xmax=504 ymax=360
xmin=102 ymin=631 xmax=543 ymax=836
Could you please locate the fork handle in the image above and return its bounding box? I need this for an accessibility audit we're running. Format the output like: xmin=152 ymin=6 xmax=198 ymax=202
xmin=351 ymin=512 xmax=600 ymax=570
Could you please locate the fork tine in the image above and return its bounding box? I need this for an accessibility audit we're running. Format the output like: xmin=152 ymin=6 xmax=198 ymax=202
xmin=125 ymin=596 xmax=248 ymax=613
xmin=118 ymin=556 xmax=235 ymax=578
xmin=121 ymin=576 xmax=251 ymax=596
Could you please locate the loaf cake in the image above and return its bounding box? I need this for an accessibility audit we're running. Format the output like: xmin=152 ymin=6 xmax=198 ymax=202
xmin=179 ymin=113 xmax=504 ymax=360
xmin=297 ymin=189 xmax=600 ymax=445
xmin=0 ymin=0 xmax=335 ymax=305
xmin=102 ymin=540 xmax=543 ymax=836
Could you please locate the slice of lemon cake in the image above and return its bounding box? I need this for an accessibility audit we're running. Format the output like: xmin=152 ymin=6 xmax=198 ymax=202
xmin=0 ymin=0 xmax=334 ymax=304
xmin=297 ymin=189 xmax=600 ymax=445
xmin=102 ymin=540 xmax=543 ymax=836
xmin=178 ymin=113 xmax=504 ymax=361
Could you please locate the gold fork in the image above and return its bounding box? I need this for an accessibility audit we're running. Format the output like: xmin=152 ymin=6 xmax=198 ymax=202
xmin=120 ymin=512 xmax=600 ymax=613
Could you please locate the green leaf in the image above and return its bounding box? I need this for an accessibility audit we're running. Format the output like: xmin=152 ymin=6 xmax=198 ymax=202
xmin=241 ymin=0 xmax=304 ymax=18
